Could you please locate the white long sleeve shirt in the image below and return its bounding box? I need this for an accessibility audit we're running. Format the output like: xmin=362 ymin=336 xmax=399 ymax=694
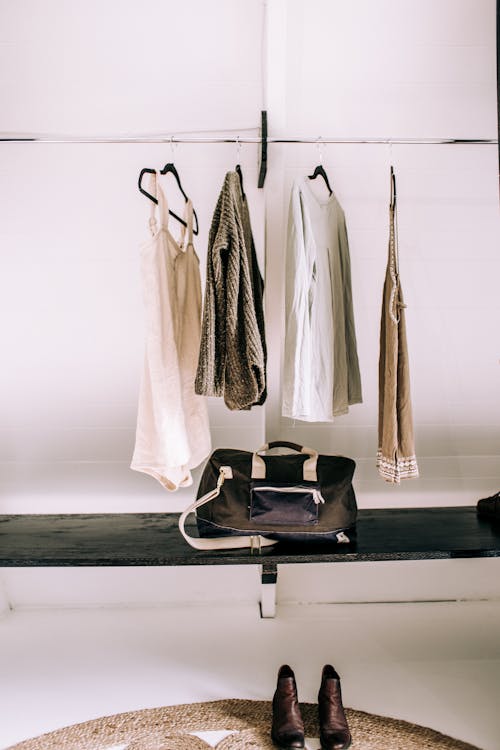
xmin=282 ymin=178 xmax=362 ymax=422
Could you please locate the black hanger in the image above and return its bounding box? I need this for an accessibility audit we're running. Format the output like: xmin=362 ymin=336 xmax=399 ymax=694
xmin=235 ymin=164 xmax=246 ymax=200
xmin=137 ymin=163 xmax=199 ymax=235
xmin=308 ymin=164 xmax=333 ymax=196
xmin=390 ymin=165 xmax=397 ymax=210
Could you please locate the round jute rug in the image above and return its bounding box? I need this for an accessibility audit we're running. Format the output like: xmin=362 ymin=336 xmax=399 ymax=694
xmin=6 ymin=699 xmax=482 ymax=750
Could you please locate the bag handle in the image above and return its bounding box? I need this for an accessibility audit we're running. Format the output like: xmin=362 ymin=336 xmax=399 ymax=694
xmin=178 ymin=469 xmax=278 ymax=551
xmin=251 ymin=442 xmax=318 ymax=481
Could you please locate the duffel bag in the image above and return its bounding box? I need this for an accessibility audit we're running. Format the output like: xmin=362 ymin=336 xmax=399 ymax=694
xmin=178 ymin=441 xmax=357 ymax=551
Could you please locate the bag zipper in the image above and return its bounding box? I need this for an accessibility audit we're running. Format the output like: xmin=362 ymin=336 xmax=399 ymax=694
xmin=254 ymin=485 xmax=325 ymax=505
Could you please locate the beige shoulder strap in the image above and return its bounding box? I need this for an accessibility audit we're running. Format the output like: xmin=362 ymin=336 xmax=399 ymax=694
xmin=178 ymin=470 xmax=277 ymax=551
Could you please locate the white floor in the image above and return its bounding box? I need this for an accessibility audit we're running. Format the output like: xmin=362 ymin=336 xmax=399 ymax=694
xmin=0 ymin=601 xmax=499 ymax=750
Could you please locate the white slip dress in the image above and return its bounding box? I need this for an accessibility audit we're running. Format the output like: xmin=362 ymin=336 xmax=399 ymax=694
xmin=131 ymin=173 xmax=211 ymax=491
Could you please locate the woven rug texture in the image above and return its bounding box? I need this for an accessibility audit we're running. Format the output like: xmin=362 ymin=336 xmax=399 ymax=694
xmin=6 ymin=699 xmax=482 ymax=750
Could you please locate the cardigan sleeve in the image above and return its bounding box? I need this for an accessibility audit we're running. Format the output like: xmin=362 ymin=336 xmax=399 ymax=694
xmin=195 ymin=191 xmax=227 ymax=398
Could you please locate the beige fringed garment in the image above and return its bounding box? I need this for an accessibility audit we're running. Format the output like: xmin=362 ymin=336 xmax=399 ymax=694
xmin=377 ymin=168 xmax=419 ymax=483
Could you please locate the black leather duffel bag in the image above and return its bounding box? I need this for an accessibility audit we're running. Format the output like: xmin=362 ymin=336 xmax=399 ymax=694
xmin=179 ymin=441 xmax=357 ymax=550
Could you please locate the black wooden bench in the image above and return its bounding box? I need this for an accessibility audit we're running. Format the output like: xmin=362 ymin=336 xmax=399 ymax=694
xmin=1 ymin=507 xmax=499 ymax=617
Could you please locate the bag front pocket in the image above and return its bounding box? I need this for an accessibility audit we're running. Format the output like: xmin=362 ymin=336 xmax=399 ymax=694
xmin=249 ymin=482 xmax=324 ymax=526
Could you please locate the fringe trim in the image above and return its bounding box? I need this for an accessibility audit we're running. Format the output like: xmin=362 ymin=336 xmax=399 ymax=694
xmin=377 ymin=449 xmax=419 ymax=484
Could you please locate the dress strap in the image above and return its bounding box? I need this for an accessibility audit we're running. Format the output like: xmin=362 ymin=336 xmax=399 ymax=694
xmin=389 ymin=166 xmax=399 ymax=275
xmin=156 ymin=172 xmax=170 ymax=230
xmin=148 ymin=173 xmax=158 ymax=236
xmin=147 ymin=172 xmax=170 ymax=236
xmin=186 ymin=199 xmax=194 ymax=248
xmin=388 ymin=166 xmax=404 ymax=324
xmin=178 ymin=198 xmax=194 ymax=250
xmin=390 ymin=165 xmax=397 ymax=211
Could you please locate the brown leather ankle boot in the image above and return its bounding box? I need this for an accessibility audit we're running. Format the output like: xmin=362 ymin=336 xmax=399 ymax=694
xmin=271 ymin=664 xmax=305 ymax=749
xmin=318 ymin=665 xmax=352 ymax=750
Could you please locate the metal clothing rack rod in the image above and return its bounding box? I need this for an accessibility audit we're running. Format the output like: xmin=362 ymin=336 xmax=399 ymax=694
xmin=272 ymin=137 xmax=498 ymax=144
xmin=1 ymin=136 xmax=497 ymax=144
xmin=3 ymin=117 xmax=497 ymax=188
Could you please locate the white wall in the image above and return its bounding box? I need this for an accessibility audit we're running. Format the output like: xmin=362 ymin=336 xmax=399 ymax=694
xmin=0 ymin=0 xmax=266 ymax=514
xmin=1 ymin=0 xmax=499 ymax=606
xmin=265 ymin=0 xmax=500 ymax=507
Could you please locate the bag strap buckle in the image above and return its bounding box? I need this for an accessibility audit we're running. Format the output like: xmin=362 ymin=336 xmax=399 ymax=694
xmin=250 ymin=535 xmax=263 ymax=555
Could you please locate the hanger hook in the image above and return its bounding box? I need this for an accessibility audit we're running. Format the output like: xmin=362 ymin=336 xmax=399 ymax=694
xmin=316 ymin=136 xmax=324 ymax=164
xmin=386 ymin=137 xmax=394 ymax=168
xmin=170 ymin=135 xmax=176 ymax=158
xmin=236 ymin=135 xmax=241 ymax=160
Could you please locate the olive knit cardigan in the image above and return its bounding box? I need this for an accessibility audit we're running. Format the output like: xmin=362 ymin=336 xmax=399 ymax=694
xmin=195 ymin=171 xmax=267 ymax=410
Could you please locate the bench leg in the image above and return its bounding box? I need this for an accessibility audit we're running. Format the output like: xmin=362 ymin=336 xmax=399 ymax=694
xmin=260 ymin=562 xmax=277 ymax=618
xmin=0 ymin=576 xmax=11 ymax=618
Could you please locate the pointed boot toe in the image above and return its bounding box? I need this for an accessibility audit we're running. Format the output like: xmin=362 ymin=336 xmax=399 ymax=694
xmin=271 ymin=729 xmax=306 ymax=749
xmin=271 ymin=665 xmax=305 ymax=749
xmin=319 ymin=729 xmax=352 ymax=750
